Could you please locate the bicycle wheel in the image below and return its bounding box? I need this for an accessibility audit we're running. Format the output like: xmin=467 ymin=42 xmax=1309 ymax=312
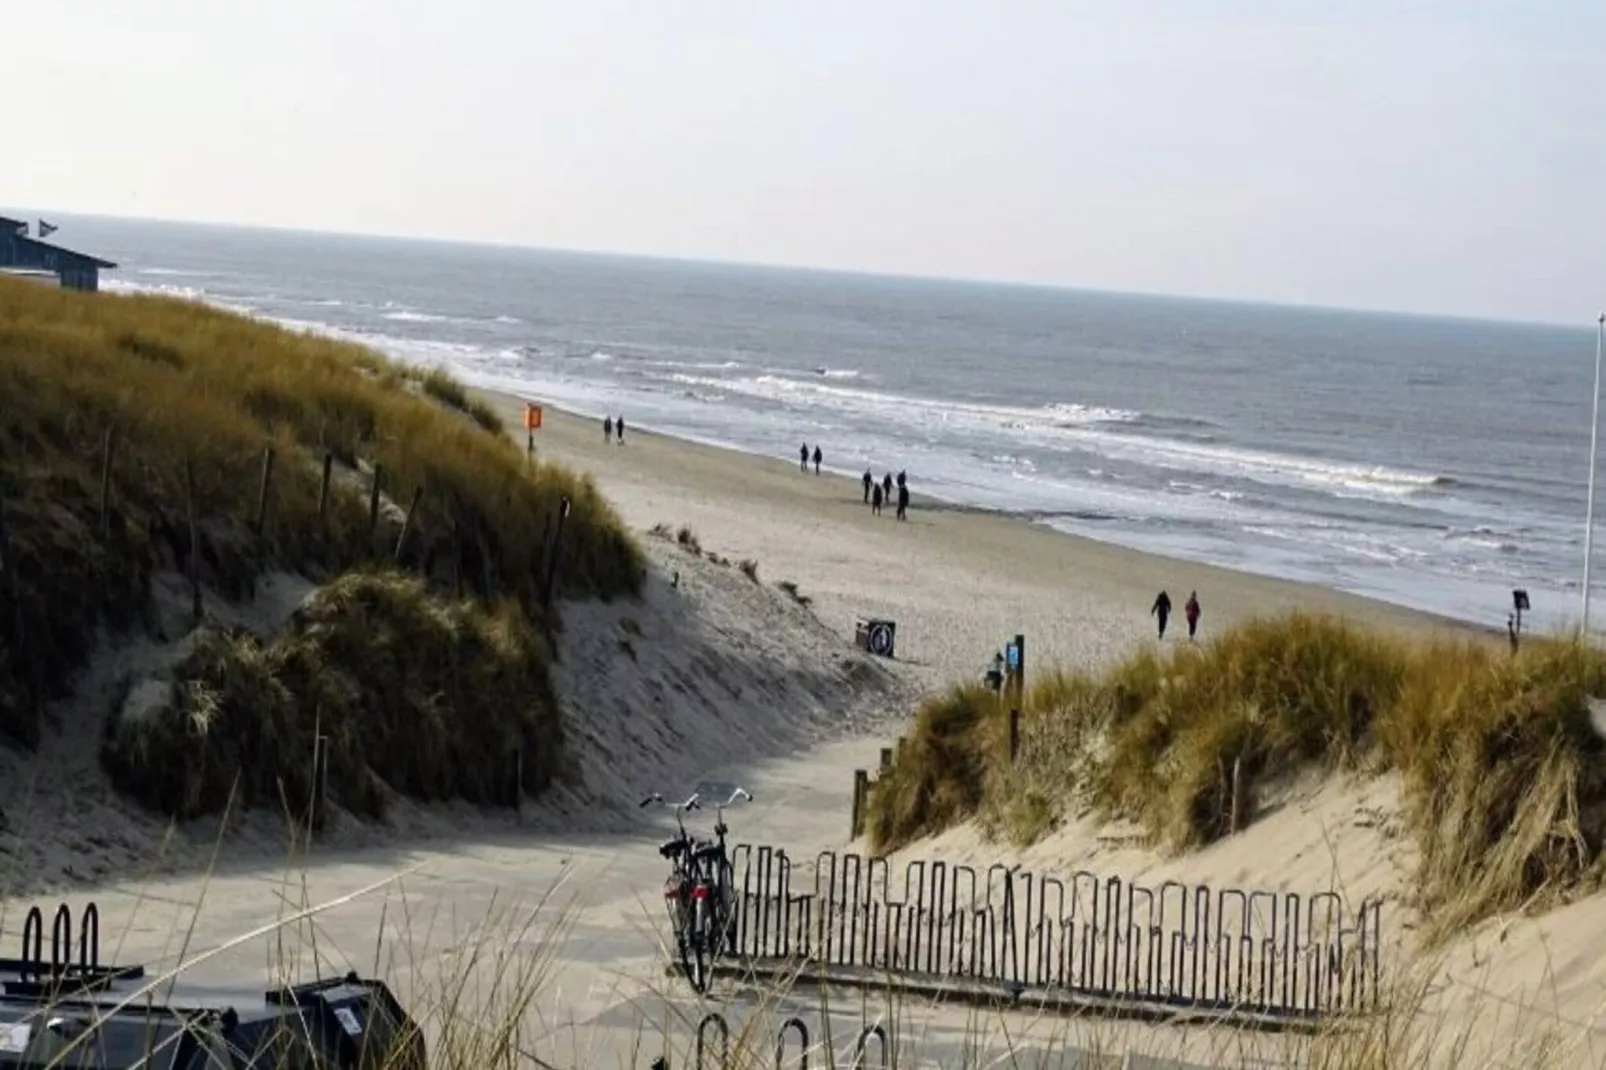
xmin=664 ymin=876 xmax=703 ymax=994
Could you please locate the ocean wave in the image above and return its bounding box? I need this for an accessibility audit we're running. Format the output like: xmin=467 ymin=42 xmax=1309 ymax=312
xmin=814 ymin=367 xmax=861 ymax=379
xmin=492 ymin=315 xmax=521 ymax=325
xmin=382 ymin=310 xmax=450 ymax=323
xmin=664 ymin=372 xmax=1141 ymax=431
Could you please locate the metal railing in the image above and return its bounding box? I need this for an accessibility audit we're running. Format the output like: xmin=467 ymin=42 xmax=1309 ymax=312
xmin=720 ymin=846 xmax=1383 ymax=1020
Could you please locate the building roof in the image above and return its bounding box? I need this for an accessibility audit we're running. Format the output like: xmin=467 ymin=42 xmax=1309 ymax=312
xmin=8 ymin=232 xmax=117 ymax=269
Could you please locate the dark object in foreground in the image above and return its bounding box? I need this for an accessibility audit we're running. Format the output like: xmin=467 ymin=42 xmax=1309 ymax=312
xmin=0 ymin=900 xmax=425 ymax=1070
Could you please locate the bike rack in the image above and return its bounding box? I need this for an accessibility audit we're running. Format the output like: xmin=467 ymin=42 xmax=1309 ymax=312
xmin=713 ymin=844 xmax=1385 ymax=1026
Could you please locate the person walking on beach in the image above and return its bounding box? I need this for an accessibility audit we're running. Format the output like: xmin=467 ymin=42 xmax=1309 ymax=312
xmin=882 ymin=473 xmax=893 ymax=502
xmin=616 ymin=415 xmax=626 ymax=444
xmin=862 ymin=468 xmax=873 ymax=503
xmin=896 ymin=483 xmax=909 ymax=521
xmin=1184 ymin=592 xmax=1201 ymax=641
xmin=871 ymin=482 xmax=884 ymax=516
xmin=604 ymin=415 xmax=613 ymax=443
xmin=800 ymin=444 xmax=809 ymax=472
xmin=897 ymin=470 xmax=906 ymax=493
xmin=812 ymin=446 xmax=822 ymax=475
xmin=1151 ymin=590 xmax=1172 ymax=639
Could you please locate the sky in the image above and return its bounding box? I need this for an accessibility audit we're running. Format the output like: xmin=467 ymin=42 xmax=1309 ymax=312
xmin=6 ymin=0 xmax=1604 ymax=324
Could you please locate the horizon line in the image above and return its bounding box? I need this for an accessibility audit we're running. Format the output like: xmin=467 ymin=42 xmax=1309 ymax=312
xmin=12 ymin=205 xmax=1597 ymax=334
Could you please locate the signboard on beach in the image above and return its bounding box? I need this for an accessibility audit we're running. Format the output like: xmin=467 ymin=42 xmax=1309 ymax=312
xmin=523 ymin=403 xmax=543 ymax=430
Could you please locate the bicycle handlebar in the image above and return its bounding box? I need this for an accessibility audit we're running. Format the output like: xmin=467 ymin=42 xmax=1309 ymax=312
xmin=639 ymin=792 xmax=701 ymax=812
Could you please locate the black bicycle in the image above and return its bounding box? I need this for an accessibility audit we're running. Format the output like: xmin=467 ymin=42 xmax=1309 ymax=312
xmin=641 ymin=786 xmax=751 ymax=993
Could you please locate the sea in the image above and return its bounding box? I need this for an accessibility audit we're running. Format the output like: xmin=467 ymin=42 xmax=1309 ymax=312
xmin=28 ymin=213 xmax=1604 ymax=634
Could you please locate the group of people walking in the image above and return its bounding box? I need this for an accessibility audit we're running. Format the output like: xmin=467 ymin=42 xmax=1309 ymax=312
xmin=796 ymin=443 xmax=911 ymax=521
xmin=602 ymin=415 xmax=627 ymax=444
xmin=863 ymin=468 xmax=910 ymax=520
xmin=1150 ymin=590 xmax=1203 ymax=641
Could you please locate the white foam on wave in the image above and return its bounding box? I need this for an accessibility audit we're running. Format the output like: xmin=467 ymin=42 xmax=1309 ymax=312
xmin=382 ymin=310 xmax=450 ymax=324
xmin=666 ymin=371 xmax=1140 ymax=431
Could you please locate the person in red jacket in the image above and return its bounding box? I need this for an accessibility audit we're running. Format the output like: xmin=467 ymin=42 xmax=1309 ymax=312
xmin=1185 ymin=592 xmax=1202 ymax=641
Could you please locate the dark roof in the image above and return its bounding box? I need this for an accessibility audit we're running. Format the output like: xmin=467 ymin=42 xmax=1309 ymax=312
xmin=0 ymin=216 xmax=25 ymax=234
xmin=10 ymin=233 xmax=117 ymax=269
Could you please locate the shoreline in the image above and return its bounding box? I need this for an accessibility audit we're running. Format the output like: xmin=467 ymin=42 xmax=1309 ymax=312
xmin=476 ymin=388 xmax=1487 ymax=686
xmin=466 ymin=382 xmax=1500 ymax=640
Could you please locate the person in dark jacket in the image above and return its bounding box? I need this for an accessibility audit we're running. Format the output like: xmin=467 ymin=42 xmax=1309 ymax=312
xmin=1151 ymin=590 xmax=1173 ymax=639
xmin=812 ymin=446 xmax=822 ymax=475
xmin=862 ymin=469 xmax=873 ymax=503
xmin=896 ymin=483 xmax=909 ymax=521
xmin=1184 ymin=592 xmax=1201 ymax=640
xmin=871 ymin=482 xmax=884 ymax=516
xmin=604 ymin=415 xmax=613 ymax=442
xmin=800 ymin=443 xmax=809 ymax=472
xmin=882 ymin=473 xmax=893 ymax=501
xmin=616 ymin=415 xmax=626 ymax=444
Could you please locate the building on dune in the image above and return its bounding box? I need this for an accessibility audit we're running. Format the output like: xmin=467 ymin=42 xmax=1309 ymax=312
xmin=0 ymin=216 xmax=116 ymax=292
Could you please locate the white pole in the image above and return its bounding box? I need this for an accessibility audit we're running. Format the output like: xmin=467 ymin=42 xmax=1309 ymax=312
xmin=1584 ymin=313 xmax=1605 ymax=637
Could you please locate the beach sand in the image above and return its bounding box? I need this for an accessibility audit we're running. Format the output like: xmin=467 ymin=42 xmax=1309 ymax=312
xmin=488 ymin=395 xmax=1479 ymax=692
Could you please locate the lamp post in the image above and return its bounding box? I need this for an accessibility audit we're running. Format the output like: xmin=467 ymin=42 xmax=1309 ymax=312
xmin=1585 ymin=314 xmax=1606 ymax=637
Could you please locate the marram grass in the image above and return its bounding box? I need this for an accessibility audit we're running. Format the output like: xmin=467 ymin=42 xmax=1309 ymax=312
xmin=867 ymin=613 xmax=1606 ymax=942
xmin=0 ymin=278 xmax=642 ymax=813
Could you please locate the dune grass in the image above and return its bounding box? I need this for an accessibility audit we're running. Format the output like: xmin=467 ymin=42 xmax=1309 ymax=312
xmin=867 ymin=613 xmax=1606 ymax=942
xmin=0 ymin=279 xmax=642 ymax=811
xmin=101 ymin=570 xmax=561 ymax=824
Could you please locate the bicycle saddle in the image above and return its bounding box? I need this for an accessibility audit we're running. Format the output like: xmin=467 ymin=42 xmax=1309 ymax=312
xmin=659 ymin=836 xmax=690 ymax=859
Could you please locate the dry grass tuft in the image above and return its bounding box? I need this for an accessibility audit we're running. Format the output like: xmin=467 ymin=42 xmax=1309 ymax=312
xmin=101 ymin=571 xmax=560 ymax=822
xmin=0 ymin=280 xmax=642 ymax=747
xmin=676 ymin=525 xmax=702 ymax=554
xmin=866 ymin=612 xmax=1606 ymax=940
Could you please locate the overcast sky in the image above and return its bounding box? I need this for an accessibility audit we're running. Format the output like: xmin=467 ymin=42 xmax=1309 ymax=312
xmin=8 ymin=0 xmax=1603 ymax=323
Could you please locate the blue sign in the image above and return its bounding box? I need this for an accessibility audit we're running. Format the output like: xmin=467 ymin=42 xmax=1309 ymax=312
xmin=1006 ymin=642 xmax=1020 ymax=671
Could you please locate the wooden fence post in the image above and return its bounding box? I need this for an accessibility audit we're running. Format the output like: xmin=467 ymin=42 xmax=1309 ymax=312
xmin=851 ymin=769 xmax=869 ymax=839
xmin=184 ymin=459 xmax=202 ymax=624
xmin=895 ymin=736 xmax=905 ymax=764
xmin=879 ymin=747 xmax=893 ymax=774
xmin=98 ymin=427 xmax=116 ymax=538
xmin=393 ymin=486 xmax=423 ymax=563
xmin=317 ymin=451 xmax=334 ymax=525
xmin=1230 ymin=755 xmax=1243 ymax=835
xmin=1009 ymin=708 xmax=1020 ymax=765
xmin=311 ymin=732 xmax=330 ymax=830
xmin=253 ymin=445 xmax=276 ymax=536
xmin=367 ymin=463 xmax=384 ymax=534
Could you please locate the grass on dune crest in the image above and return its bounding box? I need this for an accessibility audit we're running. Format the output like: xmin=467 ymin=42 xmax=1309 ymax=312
xmin=867 ymin=612 xmax=1606 ymax=941
xmin=0 ymin=279 xmax=642 ymax=813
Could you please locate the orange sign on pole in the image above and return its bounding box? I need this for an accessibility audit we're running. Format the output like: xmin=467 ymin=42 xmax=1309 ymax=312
xmin=523 ymin=403 xmax=543 ymax=430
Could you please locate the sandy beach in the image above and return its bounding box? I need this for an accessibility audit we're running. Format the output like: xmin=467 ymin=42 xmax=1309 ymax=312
xmin=484 ymin=391 xmax=1479 ymax=689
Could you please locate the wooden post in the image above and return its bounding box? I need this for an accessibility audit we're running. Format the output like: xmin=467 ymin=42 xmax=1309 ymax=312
xmin=0 ymin=490 xmax=21 ymax=648
xmin=317 ymin=451 xmax=334 ymax=525
xmin=394 ymin=486 xmax=423 ymax=563
xmin=895 ymin=736 xmax=905 ymax=764
xmin=253 ymin=445 xmax=276 ymax=536
xmin=1013 ymin=632 xmax=1026 ymax=708
xmin=879 ymin=747 xmax=893 ymax=774
xmin=1229 ymin=755 xmax=1243 ymax=835
xmin=311 ymin=733 xmax=330 ymax=831
xmin=512 ymin=746 xmax=524 ymax=815
xmin=851 ymin=769 xmax=869 ymax=839
xmin=184 ymin=459 xmax=202 ymax=624
xmin=1009 ymin=708 xmax=1020 ymax=765
xmin=367 ymin=463 xmax=384 ymax=534
xmin=542 ymin=496 xmax=572 ymax=605
xmin=98 ymin=427 xmax=116 ymax=539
